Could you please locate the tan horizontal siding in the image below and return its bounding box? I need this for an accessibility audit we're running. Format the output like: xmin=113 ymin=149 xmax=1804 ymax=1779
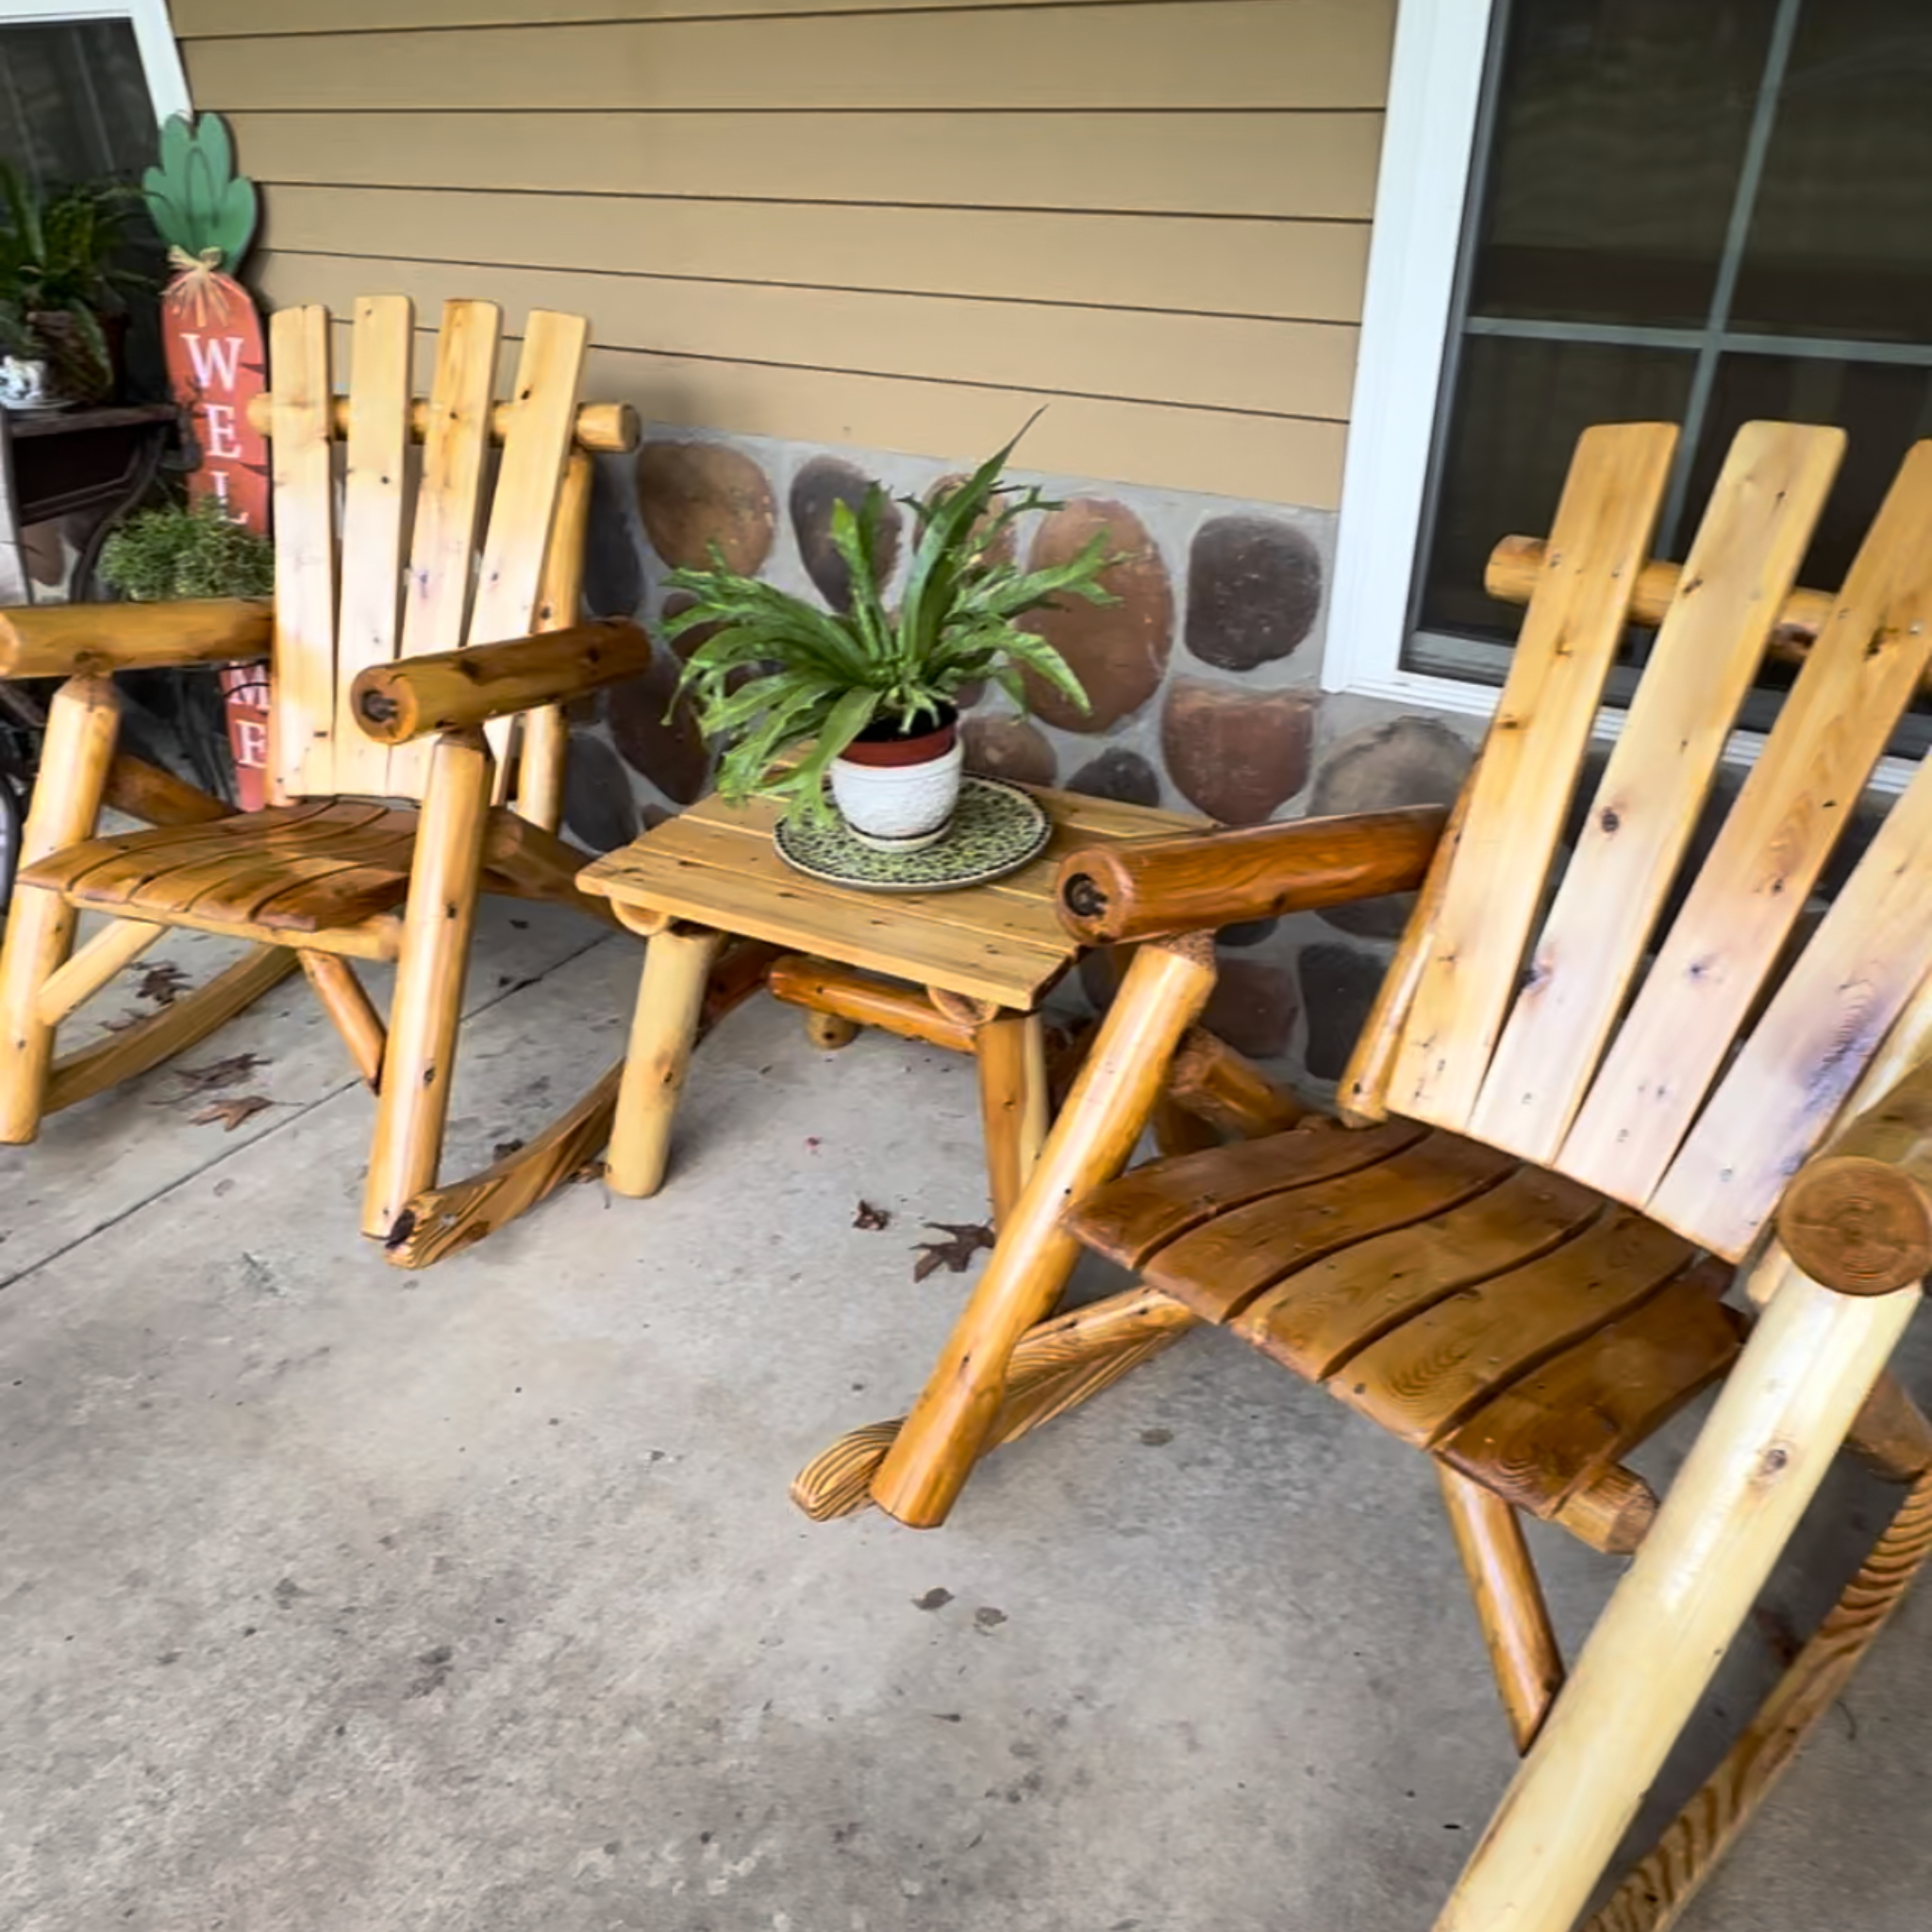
xmin=228 ymin=109 xmax=1383 ymax=222
xmin=310 ymin=314 xmax=1347 ymax=507
xmin=199 ymin=0 xmax=1394 ymax=507
xmin=175 ymin=0 xmax=1179 ymax=29
xmin=183 ymin=2 xmax=1387 ymax=111
xmin=253 ymin=250 xmax=1357 ymax=421
xmin=259 ymin=185 xmax=1369 ymax=325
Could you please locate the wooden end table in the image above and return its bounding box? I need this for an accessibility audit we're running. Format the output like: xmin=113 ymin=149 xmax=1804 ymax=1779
xmin=577 ymin=782 xmax=1204 ymax=1220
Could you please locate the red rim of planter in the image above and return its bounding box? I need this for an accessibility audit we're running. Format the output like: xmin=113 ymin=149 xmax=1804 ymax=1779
xmin=837 ymin=721 xmax=958 ymax=769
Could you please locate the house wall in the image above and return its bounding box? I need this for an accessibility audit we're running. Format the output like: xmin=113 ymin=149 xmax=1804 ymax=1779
xmin=174 ymin=0 xmax=1460 ymax=1084
xmin=175 ymin=0 xmax=1388 ymax=509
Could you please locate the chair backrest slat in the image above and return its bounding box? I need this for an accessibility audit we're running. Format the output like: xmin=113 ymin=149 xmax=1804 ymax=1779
xmin=266 ymin=296 xmax=591 ymax=806
xmin=1384 ymin=422 xmax=1678 ymax=1132
xmin=266 ymin=304 xmax=337 ymax=801
xmin=1469 ymin=423 xmax=1844 ymax=1166
xmin=329 ymin=293 xmax=413 ymax=801
xmin=464 ymin=308 xmax=591 ymax=774
xmin=1650 ymin=748 xmax=1932 ymax=1255
xmin=384 ymin=298 xmax=502 ymax=800
xmin=1558 ymin=440 xmax=1932 ymax=1210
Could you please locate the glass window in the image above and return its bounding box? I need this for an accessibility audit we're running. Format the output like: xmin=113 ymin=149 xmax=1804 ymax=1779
xmin=0 ymin=19 xmax=156 ymax=190
xmin=1408 ymin=0 xmax=1932 ymax=756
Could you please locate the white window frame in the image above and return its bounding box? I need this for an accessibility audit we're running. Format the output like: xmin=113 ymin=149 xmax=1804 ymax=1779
xmin=1323 ymin=0 xmax=1918 ymax=791
xmin=0 ymin=0 xmax=192 ymax=129
xmin=1321 ymin=0 xmax=1497 ymax=721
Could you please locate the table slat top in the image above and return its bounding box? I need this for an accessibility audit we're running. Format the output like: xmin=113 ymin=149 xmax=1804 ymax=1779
xmin=580 ymin=782 xmax=1205 ymax=1008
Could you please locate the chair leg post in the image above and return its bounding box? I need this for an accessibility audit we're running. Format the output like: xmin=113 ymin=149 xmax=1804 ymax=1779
xmin=976 ymin=1009 xmax=1048 ymax=1227
xmin=300 ymin=952 xmax=386 ymax=1090
xmin=1436 ymin=1464 xmax=1565 ymax=1755
xmin=606 ymin=923 xmax=725 ymax=1198
xmin=361 ymin=731 xmax=491 ymax=1240
xmin=869 ymin=933 xmax=1218 ymax=1529
xmin=1434 ymin=1262 xmax=1921 ymax=1932
xmin=0 ymin=674 xmax=120 ymax=1143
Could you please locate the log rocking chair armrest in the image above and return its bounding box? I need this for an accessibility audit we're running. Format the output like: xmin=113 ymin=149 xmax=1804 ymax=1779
xmin=1776 ymin=1055 xmax=1932 ymax=1297
xmin=0 ymin=599 xmax=274 ymax=678
xmin=350 ymin=617 xmax=654 ymax=744
xmin=1055 ymin=805 xmax=1448 ymax=946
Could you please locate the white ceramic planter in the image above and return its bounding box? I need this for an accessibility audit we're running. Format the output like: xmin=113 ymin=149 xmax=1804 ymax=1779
xmin=830 ymin=735 xmax=964 ymax=850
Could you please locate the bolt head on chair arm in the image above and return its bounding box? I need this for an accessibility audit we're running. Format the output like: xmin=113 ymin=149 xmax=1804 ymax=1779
xmin=1055 ymin=805 xmax=1448 ymax=946
xmin=1777 ymin=1054 xmax=1932 ymax=1295
xmin=351 ymin=616 xmax=653 ymax=744
xmin=0 ymin=599 xmax=274 ymax=679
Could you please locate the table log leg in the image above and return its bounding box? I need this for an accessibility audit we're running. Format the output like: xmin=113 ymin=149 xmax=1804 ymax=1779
xmin=872 ymin=935 xmax=1217 ymax=1527
xmin=976 ymin=1008 xmax=1048 ymax=1226
xmin=607 ymin=923 xmax=725 ymax=1198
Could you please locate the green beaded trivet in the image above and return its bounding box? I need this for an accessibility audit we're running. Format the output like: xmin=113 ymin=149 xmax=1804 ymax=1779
xmin=773 ymin=776 xmax=1051 ymax=893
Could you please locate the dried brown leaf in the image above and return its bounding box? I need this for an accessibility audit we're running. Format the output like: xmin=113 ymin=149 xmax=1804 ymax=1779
xmin=136 ymin=962 xmax=192 ymax=1006
xmin=911 ymin=1221 xmax=995 ymax=1283
xmin=175 ymin=1053 xmax=269 ymax=1093
xmin=191 ymin=1095 xmax=274 ymax=1132
xmin=853 ymin=1199 xmax=891 ymax=1232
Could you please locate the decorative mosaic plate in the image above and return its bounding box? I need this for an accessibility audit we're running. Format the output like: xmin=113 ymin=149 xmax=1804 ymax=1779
xmin=773 ymin=776 xmax=1051 ymax=893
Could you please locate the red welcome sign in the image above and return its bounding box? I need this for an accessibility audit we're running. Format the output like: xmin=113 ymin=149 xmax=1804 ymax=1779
xmin=163 ymin=301 xmax=269 ymax=532
xmin=145 ymin=113 xmax=273 ymax=806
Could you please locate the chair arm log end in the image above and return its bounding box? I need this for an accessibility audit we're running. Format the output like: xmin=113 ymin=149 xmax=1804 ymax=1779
xmin=0 ymin=599 xmax=274 ymax=678
xmin=352 ymin=617 xmax=652 ymax=743
xmin=1777 ymin=1060 xmax=1932 ymax=1296
xmin=1056 ymin=806 xmax=1446 ymax=945
xmin=1777 ymin=1155 xmax=1932 ymax=1297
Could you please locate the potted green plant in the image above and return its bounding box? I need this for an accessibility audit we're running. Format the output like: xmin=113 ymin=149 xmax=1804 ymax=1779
xmin=0 ymin=164 xmax=153 ymax=403
xmin=99 ymin=493 xmax=275 ymax=601
xmin=667 ymin=431 xmax=1112 ymax=849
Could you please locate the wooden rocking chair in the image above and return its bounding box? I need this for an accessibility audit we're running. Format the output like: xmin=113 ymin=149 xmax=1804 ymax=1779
xmin=0 ymin=296 xmax=658 ymax=1268
xmin=795 ymin=420 xmax=1932 ymax=1927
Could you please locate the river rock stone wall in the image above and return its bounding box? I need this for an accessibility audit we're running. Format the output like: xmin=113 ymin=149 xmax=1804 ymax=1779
xmin=569 ymin=428 xmax=1479 ymax=1093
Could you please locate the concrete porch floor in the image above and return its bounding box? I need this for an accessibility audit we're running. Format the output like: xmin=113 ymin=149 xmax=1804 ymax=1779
xmin=3 ymin=906 xmax=1928 ymax=1931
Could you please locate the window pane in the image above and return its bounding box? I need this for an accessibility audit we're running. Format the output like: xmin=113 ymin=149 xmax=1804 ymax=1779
xmin=1410 ymin=336 xmax=1695 ymax=653
xmin=1731 ymin=1 xmax=1932 ymax=342
xmin=1467 ymin=0 xmax=1776 ymax=329
xmin=0 ymin=22 xmax=156 ymax=190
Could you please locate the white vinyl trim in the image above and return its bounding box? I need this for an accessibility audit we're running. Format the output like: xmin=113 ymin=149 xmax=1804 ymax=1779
xmin=0 ymin=0 xmax=191 ymax=125
xmin=1320 ymin=0 xmax=1497 ymax=714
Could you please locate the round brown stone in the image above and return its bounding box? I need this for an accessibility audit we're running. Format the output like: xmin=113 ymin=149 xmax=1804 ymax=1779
xmin=791 ymin=457 xmax=902 ymax=611
xmin=1161 ymin=679 xmax=1315 ymax=824
xmin=1308 ymin=716 xmax=1472 ymax=938
xmin=636 ymin=441 xmax=774 ymax=575
xmin=1297 ymin=941 xmax=1386 ymax=1082
xmin=1202 ymin=958 xmax=1298 ymax=1060
xmin=963 ymin=715 xmax=1057 ymax=789
xmin=1066 ymin=748 xmax=1160 ymax=808
xmin=658 ymin=590 xmax=723 ymax=663
xmin=1019 ymin=499 xmax=1173 ymax=732
xmin=561 ymin=730 xmax=641 ymax=854
xmin=608 ymin=655 xmax=711 ymax=806
xmin=1185 ymin=516 xmax=1324 ymax=671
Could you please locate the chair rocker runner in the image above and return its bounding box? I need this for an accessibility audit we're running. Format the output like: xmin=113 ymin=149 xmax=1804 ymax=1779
xmin=796 ymin=420 xmax=1932 ymax=1929
xmin=0 ymin=296 xmax=658 ymax=1267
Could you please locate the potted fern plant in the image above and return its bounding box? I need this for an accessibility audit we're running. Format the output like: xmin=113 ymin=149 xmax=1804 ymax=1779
xmin=667 ymin=431 xmax=1111 ymax=849
xmin=0 ymin=164 xmax=151 ymax=403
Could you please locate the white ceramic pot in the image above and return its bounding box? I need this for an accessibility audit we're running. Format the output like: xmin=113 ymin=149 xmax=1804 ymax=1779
xmin=830 ymin=729 xmax=964 ymax=851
